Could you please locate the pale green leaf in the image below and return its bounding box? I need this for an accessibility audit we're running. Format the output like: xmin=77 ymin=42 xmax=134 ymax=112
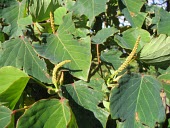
xmin=140 ymin=34 xmax=170 ymax=68
xmin=0 ymin=66 xmax=29 ymax=109
xmin=0 ymin=38 xmax=51 ymax=83
xmin=17 ymin=15 xmax=33 ymax=27
xmin=54 ymin=7 xmax=67 ymax=25
xmin=110 ymin=73 xmax=165 ymax=128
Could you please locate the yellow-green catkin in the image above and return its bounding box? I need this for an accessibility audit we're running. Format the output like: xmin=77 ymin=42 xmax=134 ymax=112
xmin=50 ymin=11 xmax=55 ymax=34
xmin=52 ymin=60 xmax=71 ymax=88
xmin=110 ymin=36 xmax=141 ymax=78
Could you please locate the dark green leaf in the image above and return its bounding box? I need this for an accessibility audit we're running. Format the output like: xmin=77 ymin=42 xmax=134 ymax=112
xmin=100 ymin=48 xmax=125 ymax=69
xmin=0 ymin=105 xmax=12 ymax=128
xmin=140 ymin=34 xmax=170 ymax=68
xmin=0 ymin=66 xmax=29 ymax=109
xmin=34 ymin=13 xmax=91 ymax=81
xmin=92 ymin=27 xmax=118 ymax=44
xmin=71 ymin=0 xmax=108 ymax=25
xmin=114 ymin=28 xmax=150 ymax=51
xmin=119 ymin=0 xmax=147 ymax=28
xmin=65 ymin=80 xmax=109 ymax=127
xmin=0 ymin=32 xmax=5 ymax=42
xmin=0 ymin=38 xmax=51 ymax=83
xmin=17 ymin=99 xmax=75 ymax=128
xmin=110 ymin=73 xmax=165 ymax=128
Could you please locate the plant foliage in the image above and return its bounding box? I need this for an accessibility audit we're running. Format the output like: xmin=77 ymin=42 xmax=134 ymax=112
xmin=0 ymin=0 xmax=170 ymax=127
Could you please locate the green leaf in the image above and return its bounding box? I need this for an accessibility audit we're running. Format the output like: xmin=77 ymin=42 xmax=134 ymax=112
xmin=140 ymin=34 xmax=170 ymax=68
xmin=92 ymin=27 xmax=118 ymax=44
xmin=1 ymin=0 xmax=27 ymax=37
xmin=0 ymin=32 xmax=5 ymax=42
xmin=0 ymin=105 xmax=12 ymax=128
xmin=71 ymin=0 xmax=108 ymax=25
xmin=100 ymin=48 xmax=125 ymax=69
xmin=17 ymin=99 xmax=74 ymax=128
xmin=65 ymin=80 xmax=109 ymax=128
xmin=54 ymin=7 xmax=67 ymax=25
xmin=34 ymin=13 xmax=91 ymax=81
xmin=110 ymin=73 xmax=165 ymax=128
xmin=119 ymin=0 xmax=147 ymax=28
xmin=29 ymin=0 xmax=59 ymax=22
xmin=157 ymin=8 xmax=170 ymax=36
xmin=114 ymin=28 xmax=150 ymax=51
xmin=0 ymin=66 xmax=29 ymax=109
xmin=0 ymin=38 xmax=51 ymax=83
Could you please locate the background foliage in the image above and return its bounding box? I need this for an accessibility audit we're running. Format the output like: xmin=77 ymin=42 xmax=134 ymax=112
xmin=0 ymin=0 xmax=170 ymax=128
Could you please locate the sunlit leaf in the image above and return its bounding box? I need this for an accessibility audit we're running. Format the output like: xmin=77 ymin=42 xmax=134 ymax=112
xmin=0 ymin=66 xmax=29 ymax=109
xmin=110 ymin=73 xmax=165 ymax=128
xmin=0 ymin=38 xmax=51 ymax=83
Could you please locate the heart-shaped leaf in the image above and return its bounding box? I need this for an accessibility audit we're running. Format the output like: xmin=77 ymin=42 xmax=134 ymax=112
xmin=34 ymin=13 xmax=91 ymax=81
xmin=110 ymin=73 xmax=165 ymax=128
xmin=16 ymin=99 xmax=75 ymax=128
